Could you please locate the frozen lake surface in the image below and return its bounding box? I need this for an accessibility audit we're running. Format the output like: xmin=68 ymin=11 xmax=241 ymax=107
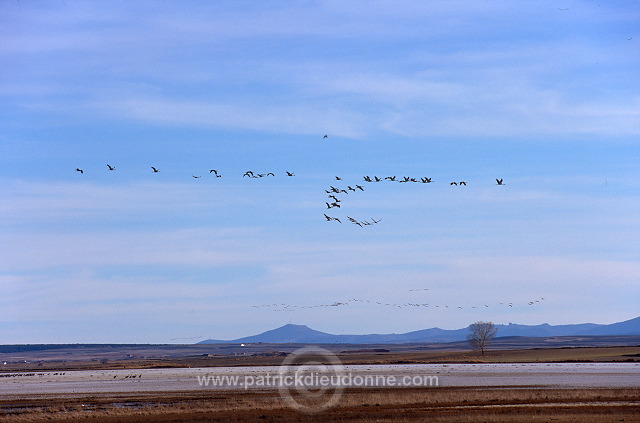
xmin=2 ymin=363 xmax=639 ymax=395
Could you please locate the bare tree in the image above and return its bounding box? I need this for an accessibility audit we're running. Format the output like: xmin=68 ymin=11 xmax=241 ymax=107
xmin=467 ymin=321 xmax=497 ymax=356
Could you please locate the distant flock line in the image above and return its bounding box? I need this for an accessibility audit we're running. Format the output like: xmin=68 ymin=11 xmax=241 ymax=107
xmin=253 ymin=296 xmax=546 ymax=312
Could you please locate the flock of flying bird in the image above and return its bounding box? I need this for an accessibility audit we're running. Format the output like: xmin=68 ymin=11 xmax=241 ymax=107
xmin=321 ymin=173 xmax=505 ymax=226
xmin=73 ymin=163 xmax=506 ymax=227
xmin=74 ymin=165 xmax=292 ymax=179
xmin=73 ymin=139 xmax=529 ymax=317
xmin=321 ymin=177 xmax=381 ymax=227
xmin=253 ymin=294 xmax=546 ymax=312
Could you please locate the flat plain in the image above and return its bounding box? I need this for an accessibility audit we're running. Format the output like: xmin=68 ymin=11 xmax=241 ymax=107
xmin=2 ymin=343 xmax=640 ymax=422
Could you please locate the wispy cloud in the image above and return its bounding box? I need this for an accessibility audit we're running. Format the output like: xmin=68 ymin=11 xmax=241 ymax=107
xmin=2 ymin=0 xmax=639 ymax=342
xmin=3 ymin=1 xmax=638 ymax=138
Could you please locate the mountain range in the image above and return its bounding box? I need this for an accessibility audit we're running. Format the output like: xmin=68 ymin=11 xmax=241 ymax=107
xmin=198 ymin=316 xmax=640 ymax=344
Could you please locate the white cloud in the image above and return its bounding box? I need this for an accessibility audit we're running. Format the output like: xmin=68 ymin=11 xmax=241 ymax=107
xmin=99 ymin=97 xmax=369 ymax=138
xmin=2 ymin=0 xmax=639 ymax=342
xmin=3 ymin=0 xmax=638 ymax=139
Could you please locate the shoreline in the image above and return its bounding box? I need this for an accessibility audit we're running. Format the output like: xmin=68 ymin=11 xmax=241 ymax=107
xmin=3 ymin=362 xmax=639 ymax=395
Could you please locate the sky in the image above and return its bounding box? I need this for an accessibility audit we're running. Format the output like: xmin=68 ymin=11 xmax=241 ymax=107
xmin=1 ymin=0 xmax=639 ymax=344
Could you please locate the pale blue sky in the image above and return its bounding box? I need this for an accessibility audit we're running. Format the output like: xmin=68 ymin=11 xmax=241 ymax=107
xmin=1 ymin=0 xmax=639 ymax=343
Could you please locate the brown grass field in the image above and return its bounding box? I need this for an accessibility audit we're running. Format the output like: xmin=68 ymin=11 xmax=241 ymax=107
xmin=2 ymin=387 xmax=640 ymax=422
xmin=2 ymin=345 xmax=639 ymax=422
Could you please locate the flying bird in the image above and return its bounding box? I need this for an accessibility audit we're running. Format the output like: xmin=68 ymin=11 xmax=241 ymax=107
xmin=450 ymin=182 xmax=458 ymax=186
xmin=323 ymin=134 xmax=329 ymax=139
xmin=151 ymin=167 xmax=160 ymax=173
xmin=209 ymin=170 xmax=221 ymax=177
xmin=324 ymin=214 xmax=341 ymax=223
xmin=75 ymin=168 xmax=83 ymax=174
xmin=192 ymin=175 xmax=201 ymax=178
xmin=286 ymin=171 xmax=295 ymax=176
xmin=107 ymin=164 xmax=115 ymax=171
xmin=496 ymin=178 xmax=505 ymax=185
xmin=347 ymin=216 xmax=362 ymax=226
